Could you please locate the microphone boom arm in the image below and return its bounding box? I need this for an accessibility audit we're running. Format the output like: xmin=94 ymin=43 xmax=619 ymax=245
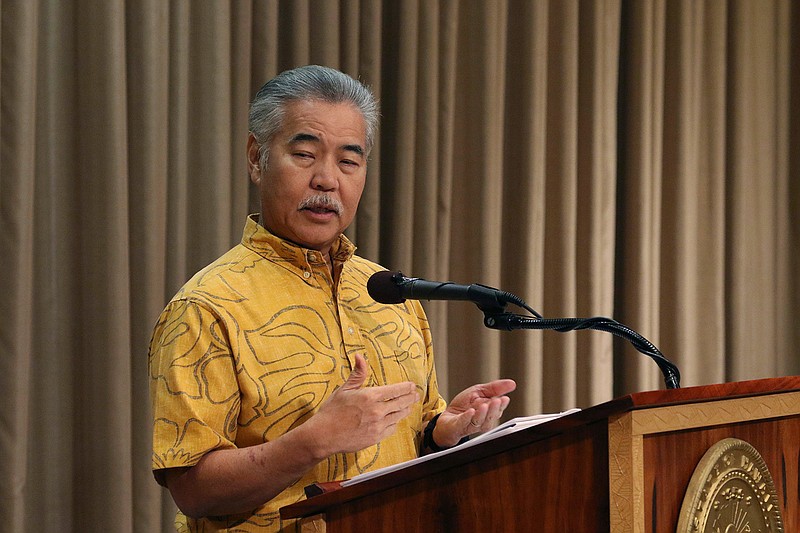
xmin=483 ymin=312 xmax=681 ymax=390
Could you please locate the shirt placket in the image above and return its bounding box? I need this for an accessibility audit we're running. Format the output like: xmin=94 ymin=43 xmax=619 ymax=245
xmin=303 ymin=251 xmax=364 ymax=373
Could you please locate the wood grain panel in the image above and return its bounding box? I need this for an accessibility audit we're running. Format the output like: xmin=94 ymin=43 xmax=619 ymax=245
xmin=325 ymin=420 xmax=611 ymax=532
xmin=642 ymin=415 xmax=800 ymax=532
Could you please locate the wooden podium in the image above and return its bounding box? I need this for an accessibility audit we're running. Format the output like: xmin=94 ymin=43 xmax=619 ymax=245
xmin=282 ymin=376 xmax=800 ymax=532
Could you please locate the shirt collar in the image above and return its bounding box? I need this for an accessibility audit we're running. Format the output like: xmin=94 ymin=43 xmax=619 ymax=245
xmin=240 ymin=214 xmax=356 ymax=267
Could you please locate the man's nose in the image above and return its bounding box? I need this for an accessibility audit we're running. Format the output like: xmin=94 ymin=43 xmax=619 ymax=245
xmin=310 ymin=159 xmax=339 ymax=190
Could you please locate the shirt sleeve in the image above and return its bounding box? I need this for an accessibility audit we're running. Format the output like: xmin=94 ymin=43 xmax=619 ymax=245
xmin=148 ymin=299 xmax=240 ymax=483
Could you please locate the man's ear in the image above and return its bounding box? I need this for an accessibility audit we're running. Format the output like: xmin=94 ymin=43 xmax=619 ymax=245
xmin=246 ymin=133 xmax=262 ymax=185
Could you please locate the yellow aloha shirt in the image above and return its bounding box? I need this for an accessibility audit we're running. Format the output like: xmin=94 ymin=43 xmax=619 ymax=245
xmin=149 ymin=215 xmax=446 ymax=532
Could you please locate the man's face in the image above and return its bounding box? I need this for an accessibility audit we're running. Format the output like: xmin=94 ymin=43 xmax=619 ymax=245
xmin=248 ymin=100 xmax=368 ymax=256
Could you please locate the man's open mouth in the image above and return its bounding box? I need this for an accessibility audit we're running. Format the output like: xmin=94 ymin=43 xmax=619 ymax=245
xmin=303 ymin=205 xmax=337 ymax=215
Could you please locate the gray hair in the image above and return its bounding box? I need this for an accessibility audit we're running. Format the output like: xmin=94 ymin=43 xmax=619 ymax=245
xmin=248 ymin=65 xmax=379 ymax=170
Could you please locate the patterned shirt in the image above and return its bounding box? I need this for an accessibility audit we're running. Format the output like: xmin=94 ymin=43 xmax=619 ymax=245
xmin=149 ymin=215 xmax=446 ymax=532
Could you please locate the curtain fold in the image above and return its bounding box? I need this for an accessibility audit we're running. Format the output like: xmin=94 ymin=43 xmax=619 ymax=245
xmin=125 ymin=2 xmax=171 ymax=531
xmin=1 ymin=0 xmax=798 ymax=530
xmin=1 ymin=3 xmax=38 ymax=531
xmin=616 ymin=0 xmax=666 ymax=394
xmin=658 ymin=0 xmax=728 ymax=385
xmin=540 ymin=0 xmax=580 ymax=408
xmin=498 ymin=0 xmax=550 ymax=413
xmin=574 ymin=0 xmax=619 ymax=406
xmin=446 ymin=0 xmax=507 ymax=395
xmin=726 ymin=0 xmax=791 ymax=380
xmin=74 ymin=1 xmax=134 ymax=528
xmin=31 ymin=2 xmax=82 ymax=530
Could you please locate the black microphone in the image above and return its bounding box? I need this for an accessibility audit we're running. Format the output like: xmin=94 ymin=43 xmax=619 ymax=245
xmin=367 ymin=270 xmax=681 ymax=389
xmin=367 ymin=271 xmax=520 ymax=313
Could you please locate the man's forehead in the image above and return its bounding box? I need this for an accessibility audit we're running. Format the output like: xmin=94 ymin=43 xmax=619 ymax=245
xmin=279 ymin=102 xmax=367 ymax=153
xmin=282 ymin=100 xmax=364 ymax=130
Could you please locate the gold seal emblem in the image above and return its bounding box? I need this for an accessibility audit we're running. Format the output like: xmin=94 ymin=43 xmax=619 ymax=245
xmin=677 ymin=438 xmax=783 ymax=532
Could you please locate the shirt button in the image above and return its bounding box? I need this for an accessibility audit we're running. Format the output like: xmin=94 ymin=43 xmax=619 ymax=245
xmin=347 ymin=327 xmax=354 ymax=335
xmin=303 ymin=271 xmax=311 ymax=279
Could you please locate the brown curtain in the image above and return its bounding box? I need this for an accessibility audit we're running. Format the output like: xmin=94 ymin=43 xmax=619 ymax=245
xmin=1 ymin=0 xmax=797 ymax=530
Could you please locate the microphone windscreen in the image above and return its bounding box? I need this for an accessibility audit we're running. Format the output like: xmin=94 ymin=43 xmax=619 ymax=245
xmin=367 ymin=271 xmax=405 ymax=304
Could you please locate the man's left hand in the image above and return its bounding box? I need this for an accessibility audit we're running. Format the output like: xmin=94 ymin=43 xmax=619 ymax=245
xmin=431 ymin=379 xmax=516 ymax=448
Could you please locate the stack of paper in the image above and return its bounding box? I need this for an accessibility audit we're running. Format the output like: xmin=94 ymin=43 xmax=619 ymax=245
xmin=341 ymin=408 xmax=580 ymax=487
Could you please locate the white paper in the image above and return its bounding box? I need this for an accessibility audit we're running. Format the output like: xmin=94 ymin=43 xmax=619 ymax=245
xmin=341 ymin=408 xmax=580 ymax=487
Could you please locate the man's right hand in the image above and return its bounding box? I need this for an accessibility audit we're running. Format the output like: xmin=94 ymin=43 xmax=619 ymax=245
xmin=308 ymin=353 xmax=419 ymax=456
xmin=163 ymin=352 xmax=419 ymax=519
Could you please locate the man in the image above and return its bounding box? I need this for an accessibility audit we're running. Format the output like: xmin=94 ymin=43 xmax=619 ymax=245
xmin=149 ymin=65 xmax=516 ymax=532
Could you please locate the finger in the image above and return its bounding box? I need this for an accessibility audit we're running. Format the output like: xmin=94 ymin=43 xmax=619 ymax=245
xmin=478 ymin=379 xmax=517 ymax=398
xmin=492 ymin=396 xmax=510 ymax=418
xmin=377 ymin=405 xmax=415 ymax=441
xmin=469 ymin=402 xmax=491 ymax=428
xmin=499 ymin=395 xmax=510 ymax=411
xmin=482 ymin=398 xmax=508 ymax=427
xmin=459 ymin=407 xmax=482 ymax=434
xmin=382 ymin=401 xmax=416 ymax=426
xmin=467 ymin=392 xmax=512 ymax=417
xmin=372 ymin=381 xmax=418 ymax=403
xmin=470 ymin=398 xmax=510 ymax=432
xmin=341 ymin=353 xmax=370 ymax=391
xmin=379 ymin=390 xmax=420 ymax=419
xmin=377 ymin=388 xmax=416 ymax=409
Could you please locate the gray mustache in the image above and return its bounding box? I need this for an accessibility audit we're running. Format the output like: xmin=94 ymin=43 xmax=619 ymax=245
xmin=298 ymin=194 xmax=343 ymax=215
